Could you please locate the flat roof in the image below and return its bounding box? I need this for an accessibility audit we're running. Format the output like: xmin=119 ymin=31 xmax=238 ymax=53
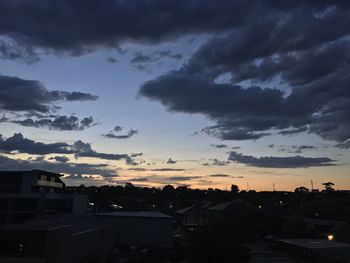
xmin=0 ymin=216 xmax=111 ymax=234
xmin=278 ymin=239 xmax=350 ymax=249
xmin=96 ymin=211 xmax=172 ymax=219
xmin=0 ymin=170 xmax=63 ymax=177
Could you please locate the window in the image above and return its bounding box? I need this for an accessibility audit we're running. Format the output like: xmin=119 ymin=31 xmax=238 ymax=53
xmin=40 ymin=175 xmax=47 ymax=181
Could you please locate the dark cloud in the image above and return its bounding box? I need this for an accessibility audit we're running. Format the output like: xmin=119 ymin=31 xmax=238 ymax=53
xmin=130 ymin=53 xmax=152 ymax=64
xmin=335 ymin=140 xmax=350 ymax=149
xmin=211 ymin=144 xmax=227 ymax=149
xmin=128 ymin=177 xmax=149 ymax=182
xmin=131 ymin=153 xmax=143 ymax=157
xmin=208 ymin=173 xmax=230 ymax=178
xmin=208 ymin=174 xmax=244 ymax=178
xmin=140 ymin=72 xmax=285 ymax=141
xmin=0 ymin=133 xmax=134 ymax=163
xmin=0 ymin=154 xmax=117 ymax=178
xmin=159 ymin=50 xmax=183 ymax=60
xmin=106 ymin=56 xmax=119 ymax=64
xmin=0 ymin=0 xmax=263 ymax=59
xmin=10 ymin=115 xmax=97 ymax=131
xmin=212 ymin=160 xmax=230 ymax=166
xmin=150 ymin=168 xmax=187 ymax=172
xmin=212 ymin=159 xmax=230 ymax=166
xmin=63 ymin=91 xmax=97 ymax=101
xmin=0 ymin=38 xmax=39 ymax=63
xmin=296 ymin=145 xmax=318 ymax=151
xmin=166 ymin=158 xmax=177 ymax=164
xmin=103 ymin=127 xmax=138 ymax=139
xmin=278 ymin=145 xmax=318 ymax=154
xmin=130 ymin=50 xmax=182 ymax=71
xmin=202 ymin=159 xmax=230 ymax=166
xmin=0 ymin=133 xmax=72 ymax=155
xmin=49 ymin=156 xmax=70 ymax=163
xmin=0 ymin=116 xmax=8 ymax=122
xmin=168 ymin=176 xmax=200 ymax=181
xmin=79 ymin=116 xmax=96 ymax=129
xmin=2 ymin=1 xmax=350 ymax=144
xmin=113 ymin=126 xmax=123 ymax=132
xmin=1 ymin=1 xmax=349 ymax=63
xmin=125 ymin=157 xmax=145 ymax=166
xmin=278 ymin=127 xmax=308 ymax=136
xmin=128 ymin=167 xmax=146 ymax=171
xmin=139 ymin=3 xmax=350 ymax=143
xmin=72 ymin=140 xmax=131 ymax=161
xmin=228 ymin=151 xmax=335 ymax=168
xmin=0 ymin=74 xmax=98 ymax=113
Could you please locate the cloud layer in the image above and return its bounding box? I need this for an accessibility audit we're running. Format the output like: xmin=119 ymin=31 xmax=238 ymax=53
xmin=228 ymin=151 xmax=335 ymax=168
xmin=138 ymin=2 xmax=350 ymax=143
xmin=0 ymin=155 xmax=117 ymax=178
xmin=0 ymin=133 xmax=134 ymax=163
xmin=2 ymin=1 xmax=350 ymax=144
xmin=0 ymin=74 xmax=97 ymax=113
xmin=5 ymin=115 xmax=97 ymax=131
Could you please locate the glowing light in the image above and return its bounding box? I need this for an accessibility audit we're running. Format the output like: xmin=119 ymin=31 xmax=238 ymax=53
xmin=110 ymin=204 xmax=123 ymax=209
xmin=327 ymin=234 xmax=334 ymax=241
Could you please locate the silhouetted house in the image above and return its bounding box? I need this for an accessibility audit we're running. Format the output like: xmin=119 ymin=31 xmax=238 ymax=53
xmin=0 ymin=216 xmax=114 ymax=263
xmin=177 ymin=204 xmax=218 ymax=227
xmin=177 ymin=200 xmax=252 ymax=227
xmin=209 ymin=199 xmax=253 ymax=218
xmin=96 ymin=211 xmax=174 ymax=248
xmin=0 ymin=170 xmax=87 ymax=224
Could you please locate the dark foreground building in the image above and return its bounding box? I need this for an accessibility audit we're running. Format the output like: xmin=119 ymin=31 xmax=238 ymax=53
xmin=96 ymin=211 xmax=174 ymax=248
xmin=0 ymin=170 xmax=87 ymax=224
xmin=0 ymin=216 xmax=114 ymax=263
xmin=0 ymin=170 xmax=175 ymax=263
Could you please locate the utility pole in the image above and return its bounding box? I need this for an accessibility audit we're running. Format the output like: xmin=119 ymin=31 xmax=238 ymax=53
xmin=273 ymin=183 xmax=275 ymax=192
xmin=311 ymin=180 xmax=314 ymax=191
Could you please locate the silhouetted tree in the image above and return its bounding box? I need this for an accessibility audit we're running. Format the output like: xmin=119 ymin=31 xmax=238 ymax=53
xmin=231 ymin=184 xmax=240 ymax=195
xmin=322 ymin=182 xmax=335 ymax=192
xmin=163 ymin=184 xmax=175 ymax=192
xmin=125 ymin=182 xmax=134 ymax=188
xmin=294 ymin=186 xmax=309 ymax=193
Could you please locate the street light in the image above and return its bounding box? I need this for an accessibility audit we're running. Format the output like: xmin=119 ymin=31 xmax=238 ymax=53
xmin=327 ymin=234 xmax=334 ymax=241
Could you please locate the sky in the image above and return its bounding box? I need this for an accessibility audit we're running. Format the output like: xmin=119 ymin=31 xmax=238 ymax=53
xmin=0 ymin=0 xmax=350 ymax=191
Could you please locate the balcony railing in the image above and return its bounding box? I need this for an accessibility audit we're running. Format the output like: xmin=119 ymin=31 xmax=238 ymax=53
xmin=37 ymin=180 xmax=63 ymax=188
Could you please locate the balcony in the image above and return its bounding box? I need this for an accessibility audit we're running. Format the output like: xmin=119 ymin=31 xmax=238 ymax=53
xmin=37 ymin=180 xmax=63 ymax=188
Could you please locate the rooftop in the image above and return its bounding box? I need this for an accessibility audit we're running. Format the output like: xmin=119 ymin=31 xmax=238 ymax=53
xmin=278 ymin=238 xmax=350 ymax=249
xmin=0 ymin=170 xmax=63 ymax=177
xmin=0 ymin=215 xmax=110 ymax=234
xmin=96 ymin=211 xmax=172 ymax=219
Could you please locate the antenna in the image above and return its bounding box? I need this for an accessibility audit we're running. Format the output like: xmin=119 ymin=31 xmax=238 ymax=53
xmin=246 ymin=182 xmax=249 ymax=191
